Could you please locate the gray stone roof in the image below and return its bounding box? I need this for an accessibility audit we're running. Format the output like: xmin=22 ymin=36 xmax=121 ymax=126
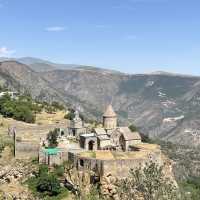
xmin=97 ymin=134 xmax=110 ymax=141
xmin=103 ymin=104 xmax=117 ymax=117
xmin=117 ymin=127 xmax=141 ymax=141
xmin=94 ymin=128 xmax=107 ymax=136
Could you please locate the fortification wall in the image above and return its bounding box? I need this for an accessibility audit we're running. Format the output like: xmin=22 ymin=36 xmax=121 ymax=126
xmin=15 ymin=141 xmax=39 ymax=159
xmin=73 ymin=149 xmax=162 ymax=178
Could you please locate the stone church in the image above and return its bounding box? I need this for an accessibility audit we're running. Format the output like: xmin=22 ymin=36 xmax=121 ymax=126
xmin=79 ymin=104 xmax=141 ymax=151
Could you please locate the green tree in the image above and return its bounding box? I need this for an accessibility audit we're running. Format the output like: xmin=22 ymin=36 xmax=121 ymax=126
xmin=39 ymin=164 xmax=49 ymax=177
xmin=118 ymin=162 xmax=179 ymax=200
xmin=54 ymin=165 xmax=65 ymax=177
xmin=129 ymin=124 xmax=138 ymax=132
xmin=37 ymin=173 xmax=61 ymax=196
xmin=51 ymin=101 xmax=65 ymax=110
xmin=0 ymin=93 xmax=37 ymax=123
xmin=47 ymin=129 xmax=59 ymax=147
xmin=13 ymin=104 xmax=35 ymax=123
xmin=64 ymin=112 xmax=75 ymax=120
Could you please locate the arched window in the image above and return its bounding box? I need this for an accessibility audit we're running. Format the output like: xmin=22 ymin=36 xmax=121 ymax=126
xmin=88 ymin=140 xmax=95 ymax=151
xmin=80 ymin=159 xmax=84 ymax=167
xmin=119 ymin=134 xmax=126 ymax=152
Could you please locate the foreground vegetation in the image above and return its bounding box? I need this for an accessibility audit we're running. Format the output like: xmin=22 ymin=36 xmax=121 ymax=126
xmin=180 ymin=177 xmax=200 ymax=200
xmin=0 ymin=134 xmax=13 ymax=155
xmin=0 ymin=91 xmax=65 ymax=123
xmin=26 ymin=164 xmax=68 ymax=200
xmin=143 ymin=138 xmax=200 ymax=200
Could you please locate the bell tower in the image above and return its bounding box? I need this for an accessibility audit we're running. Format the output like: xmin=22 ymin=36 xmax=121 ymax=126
xmin=103 ymin=104 xmax=117 ymax=132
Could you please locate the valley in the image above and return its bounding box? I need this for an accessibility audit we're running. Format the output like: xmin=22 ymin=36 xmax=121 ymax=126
xmin=1 ymin=58 xmax=200 ymax=148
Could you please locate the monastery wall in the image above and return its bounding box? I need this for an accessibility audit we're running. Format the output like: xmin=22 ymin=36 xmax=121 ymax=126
xmin=72 ymin=148 xmax=162 ymax=179
xmin=15 ymin=140 xmax=39 ymax=159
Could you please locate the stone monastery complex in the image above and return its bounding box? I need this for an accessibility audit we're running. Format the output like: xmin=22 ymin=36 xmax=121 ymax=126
xmin=37 ymin=105 xmax=162 ymax=178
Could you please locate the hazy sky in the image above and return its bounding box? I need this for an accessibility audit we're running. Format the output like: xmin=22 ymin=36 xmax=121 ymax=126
xmin=0 ymin=0 xmax=200 ymax=75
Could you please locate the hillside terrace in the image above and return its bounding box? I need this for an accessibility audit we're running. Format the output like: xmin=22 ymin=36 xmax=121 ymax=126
xmin=79 ymin=143 xmax=161 ymax=160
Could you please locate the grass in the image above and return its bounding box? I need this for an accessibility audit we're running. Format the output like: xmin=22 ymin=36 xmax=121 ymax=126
xmin=36 ymin=111 xmax=66 ymax=125
xmin=79 ymin=144 xmax=159 ymax=161
xmin=80 ymin=151 xmax=96 ymax=158
xmin=0 ymin=134 xmax=14 ymax=155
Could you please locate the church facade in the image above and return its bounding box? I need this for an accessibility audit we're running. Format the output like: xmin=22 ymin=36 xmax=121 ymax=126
xmin=78 ymin=104 xmax=141 ymax=151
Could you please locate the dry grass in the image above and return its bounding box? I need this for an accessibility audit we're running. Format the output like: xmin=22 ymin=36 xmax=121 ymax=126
xmin=0 ymin=111 xmax=68 ymax=142
xmin=79 ymin=143 xmax=160 ymax=161
xmin=96 ymin=151 xmax=114 ymax=160
xmin=0 ymin=182 xmax=31 ymax=198
xmin=36 ymin=111 xmax=66 ymax=125
xmin=80 ymin=151 xmax=97 ymax=159
xmin=134 ymin=143 xmax=160 ymax=151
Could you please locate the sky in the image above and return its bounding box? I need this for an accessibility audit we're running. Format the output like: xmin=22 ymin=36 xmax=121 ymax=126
xmin=0 ymin=0 xmax=200 ymax=75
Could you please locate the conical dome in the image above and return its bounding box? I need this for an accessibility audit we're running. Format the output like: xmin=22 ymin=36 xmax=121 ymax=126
xmin=103 ymin=104 xmax=117 ymax=117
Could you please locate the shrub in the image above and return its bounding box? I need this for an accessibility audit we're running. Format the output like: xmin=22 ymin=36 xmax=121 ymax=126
xmin=39 ymin=164 xmax=49 ymax=177
xmin=64 ymin=112 xmax=75 ymax=120
xmin=54 ymin=165 xmax=65 ymax=177
xmin=51 ymin=102 xmax=65 ymax=111
xmin=37 ymin=173 xmax=61 ymax=196
xmin=27 ymin=164 xmax=69 ymax=199
xmin=118 ymin=162 xmax=179 ymax=200
xmin=0 ymin=93 xmax=36 ymax=123
xmin=47 ymin=129 xmax=59 ymax=147
xmin=129 ymin=124 xmax=137 ymax=132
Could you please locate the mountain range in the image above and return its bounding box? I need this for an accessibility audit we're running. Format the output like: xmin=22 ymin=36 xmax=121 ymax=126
xmin=1 ymin=57 xmax=200 ymax=147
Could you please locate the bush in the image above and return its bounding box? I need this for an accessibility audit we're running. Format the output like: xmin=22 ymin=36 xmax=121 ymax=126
xmin=0 ymin=93 xmax=36 ymax=123
xmin=140 ymin=133 xmax=154 ymax=143
xmin=27 ymin=164 xmax=69 ymax=200
xmin=51 ymin=102 xmax=65 ymax=111
xmin=180 ymin=177 xmax=200 ymax=199
xmin=47 ymin=129 xmax=59 ymax=147
xmin=129 ymin=124 xmax=137 ymax=132
xmin=37 ymin=174 xmax=61 ymax=196
xmin=39 ymin=164 xmax=49 ymax=177
xmin=64 ymin=112 xmax=75 ymax=120
xmin=54 ymin=165 xmax=65 ymax=177
xmin=118 ymin=162 xmax=179 ymax=200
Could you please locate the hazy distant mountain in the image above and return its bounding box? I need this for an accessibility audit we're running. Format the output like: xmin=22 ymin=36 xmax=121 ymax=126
xmin=0 ymin=57 xmax=123 ymax=74
xmin=1 ymin=59 xmax=200 ymax=147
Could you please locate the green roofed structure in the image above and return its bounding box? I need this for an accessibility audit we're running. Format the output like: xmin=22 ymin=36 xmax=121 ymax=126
xmin=44 ymin=147 xmax=60 ymax=155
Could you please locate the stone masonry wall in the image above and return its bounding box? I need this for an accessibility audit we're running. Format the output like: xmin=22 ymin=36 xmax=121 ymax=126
xmin=15 ymin=141 xmax=39 ymax=159
xmin=73 ymin=149 xmax=162 ymax=179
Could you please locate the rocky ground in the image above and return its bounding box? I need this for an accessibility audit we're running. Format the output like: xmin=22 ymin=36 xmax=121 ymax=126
xmin=0 ymin=111 xmax=68 ymax=200
xmin=0 ymin=146 xmax=38 ymax=200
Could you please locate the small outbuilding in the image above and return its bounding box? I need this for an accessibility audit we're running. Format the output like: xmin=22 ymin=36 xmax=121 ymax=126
xmin=80 ymin=133 xmax=98 ymax=151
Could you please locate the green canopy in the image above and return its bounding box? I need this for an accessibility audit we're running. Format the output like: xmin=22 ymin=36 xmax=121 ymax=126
xmin=44 ymin=147 xmax=60 ymax=155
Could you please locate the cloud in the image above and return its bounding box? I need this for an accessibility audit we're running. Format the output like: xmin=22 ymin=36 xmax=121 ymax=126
xmin=45 ymin=26 xmax=66 ymax=32
xmin=0 ymin=47 xmax=16 ymax=57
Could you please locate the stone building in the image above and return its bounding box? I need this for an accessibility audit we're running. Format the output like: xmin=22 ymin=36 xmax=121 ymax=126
xmin=39 ymin=104 xmax=143 ymax=168
xmin=68 ymin=110 xmax=86 ymax=138
xmin=103 ymin=104 xmax=117 ymax=132
xmin=79 ymin=104 xmax=142 ymax=151
xmin=80 ymin=133 xmax=98 ymax=150
xmin=111 ymin=127 xmax=141 ymax=151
